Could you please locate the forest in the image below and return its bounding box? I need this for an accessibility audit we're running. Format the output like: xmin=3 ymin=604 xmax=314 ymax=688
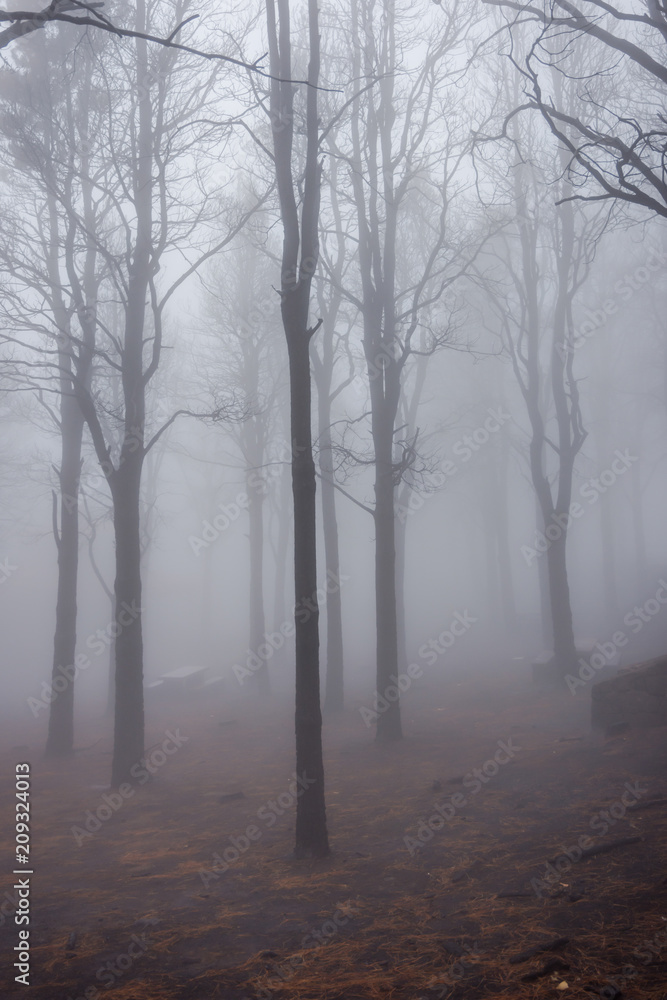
xmin=0 ymin=0 xmax=666 ymax=998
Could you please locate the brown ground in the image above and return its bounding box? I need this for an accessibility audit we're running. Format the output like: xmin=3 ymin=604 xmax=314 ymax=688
xmin=1 ymin=663 xmax=666 ymax=1000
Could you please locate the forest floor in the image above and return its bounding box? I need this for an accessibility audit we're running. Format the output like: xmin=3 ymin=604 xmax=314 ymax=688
xmin=1 ymin=661 xmax=666 ymax=1000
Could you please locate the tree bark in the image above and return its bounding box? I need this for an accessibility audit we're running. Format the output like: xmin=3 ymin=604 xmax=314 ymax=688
xmin=535 ymin=497 xmax=553 ymax=647
xmin=110 ymin=457 xmax=145 ymax=787
xmin=631 ymin=464 xmax=648 ymax=593
xmin=107 ymin=0 xmax=152 ymax=788
xmin=394 ymin=500 xmax=409 ymax=679
xmin=267 ymin=0 xmax=329 ymax=857
xmin=273 ymin=459 xmax=291 ymax=629
xmin=287 ymin=328 xmax=329 ymax=857
xmin=105 ymin=594 xmax=116 ymax=718
xmin=45 ymin=394 xmax=84 ymax=756
xmin=594 ymin=339 xmax=620 ymax=625
xmin=247 ymin=469 xmax=270 ymax=695
xmin=373 ymin=400 xmax=402 ymax=741
xmin=320 ymin=420 xmax=344 ymax=713
xmin=511 ymin=132 xmax=582 ymax=676
xmin=495 ymin=439 xmax=518 ymax=638
xmin=313 ymin=333 xmax=345 ymax=714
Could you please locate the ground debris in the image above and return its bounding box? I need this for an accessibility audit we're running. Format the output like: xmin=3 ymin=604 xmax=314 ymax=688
xmin=521 ymin=957 xmax=570 ymax=981
xmin=509 ymin=936 xmax=569 ymax=964
xmin=219 ymin=791 xmax=246 ymax=803
xmin=547 ymin=836 xmax=643 ymax=866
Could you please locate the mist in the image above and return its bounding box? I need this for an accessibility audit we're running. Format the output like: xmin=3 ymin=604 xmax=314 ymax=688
xmin=1 ymin=1 xmax=666 ymax=998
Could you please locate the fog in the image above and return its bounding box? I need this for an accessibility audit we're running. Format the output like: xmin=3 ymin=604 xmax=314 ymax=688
xmin=5 ymin=228 xmax=667 ymax=709
xmin=1 ymin=1 xmax=666 ymax=998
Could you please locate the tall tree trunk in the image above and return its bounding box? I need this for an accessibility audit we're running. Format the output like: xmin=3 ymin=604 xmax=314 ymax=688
xmin=598 ymin=486 xmax=619 ymax=627
xmin=373 ymin=408 xmax=402 ymax=741
xmin=110 ymin=457 xmax=145 ymax=787
xmin=46 ymin=394 xmax=84 ymax=756
xmin=267 ymin=0 xmax=329 ymax=857
xmin=248 ymin=473 xmax=270 ymax=695
xmin=349 ymin=0 xmax=404 ymax=742
xmin=394 ymin=503 xmax=409 ymax=677
xmin=535 ymin=497 xmax=553 ymax=647
xmin=108 ymin=1 xmax=151 ymax=788
xmin=273 ymin=462 xmax=291 ymax=628
xmin=545 ymin=123 xmax=585 ymax=673
xmin=481 ymin=476 xmax=501 ymax=633
xmin=105 ymin=594 xmax=116 ymax=718
xmin=545 ymin=528 xmax=577 ymax=667
xmin=318 ymin=401 xmax=344 ymax=714
xmin=532 ymin=472 xmax=578 ymax=674
xmin=594 ymin=341 xmax=620 ymax=625
xmin=200 ymin=539 xmax=212 ymax=664
xmin=518 ymin=155 xmax=581 ymax=676
xmin=631 ymin=465 xmax=648 ymax=592
xmin=494 ymin=439 xmax=518 ymax=638
xmin=287 ymin=329 xmax=328 ymax=857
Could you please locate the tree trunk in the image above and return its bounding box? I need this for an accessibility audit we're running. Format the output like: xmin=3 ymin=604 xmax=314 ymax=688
xmin=535 ymin=498 xmax=553 ymax=647
xmin=631 ymin=465 xmax=648 ymax=592
xmin=545 ymin=520 xmax=577 ymax=672
xmin=110 ymin=457 xmax=145 ymax=787
xmin=394 ymin=503 xmax=409 ymax=678
xmin=594 ymin=342 xmax=620 ymax=625
xmin=108 ymin=1 xmax=151 ymax=788
xmin=318 ymin=406 xmax=344 ymax=714
xmin=105 ymin=594 xmax=116 ymax=718
xmin=494 ymin=441 xmax=518 ymax=638
xmin=287 ymin=328 xmax=329 ymax=858
xmin=267 ymin=0 xmax=329 ymax=857
xmin=248 ymin=473 xmax=270 ymax=695
xmin=598 ymin=465 xmax=620 ymax=626
xmin=273 ymin=461 xmax=291 ymax=629
xmin=45 ymin=393 xmax=84 ymax=756
xmin=200 ymin=539 xmax=212 ymax=665
xmin=481 ymin=477 xmax=501 ymax=633
xmin=373 ymin=410 xmax=402 ymax=741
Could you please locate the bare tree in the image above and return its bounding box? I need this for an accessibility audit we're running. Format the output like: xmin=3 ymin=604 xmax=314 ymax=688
xmin=201 ymin=230 xmax=287 ymax=696
xmin=475 ymin=55 xmax=610 ymax=672
xmin=265 ymin=0 xmax=329 ymax=856
xmin=0 ymin=28 xmax=109 ymax=754
xmin=312 ymin=151 xmax=357 ymax=714
xmin=1 ymin=0 xmax=258 ymax=783
xmin=484 ymin=0 xmax=667 ymax=220
xmin=323 ymin=0 xmax=484 ymax=740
